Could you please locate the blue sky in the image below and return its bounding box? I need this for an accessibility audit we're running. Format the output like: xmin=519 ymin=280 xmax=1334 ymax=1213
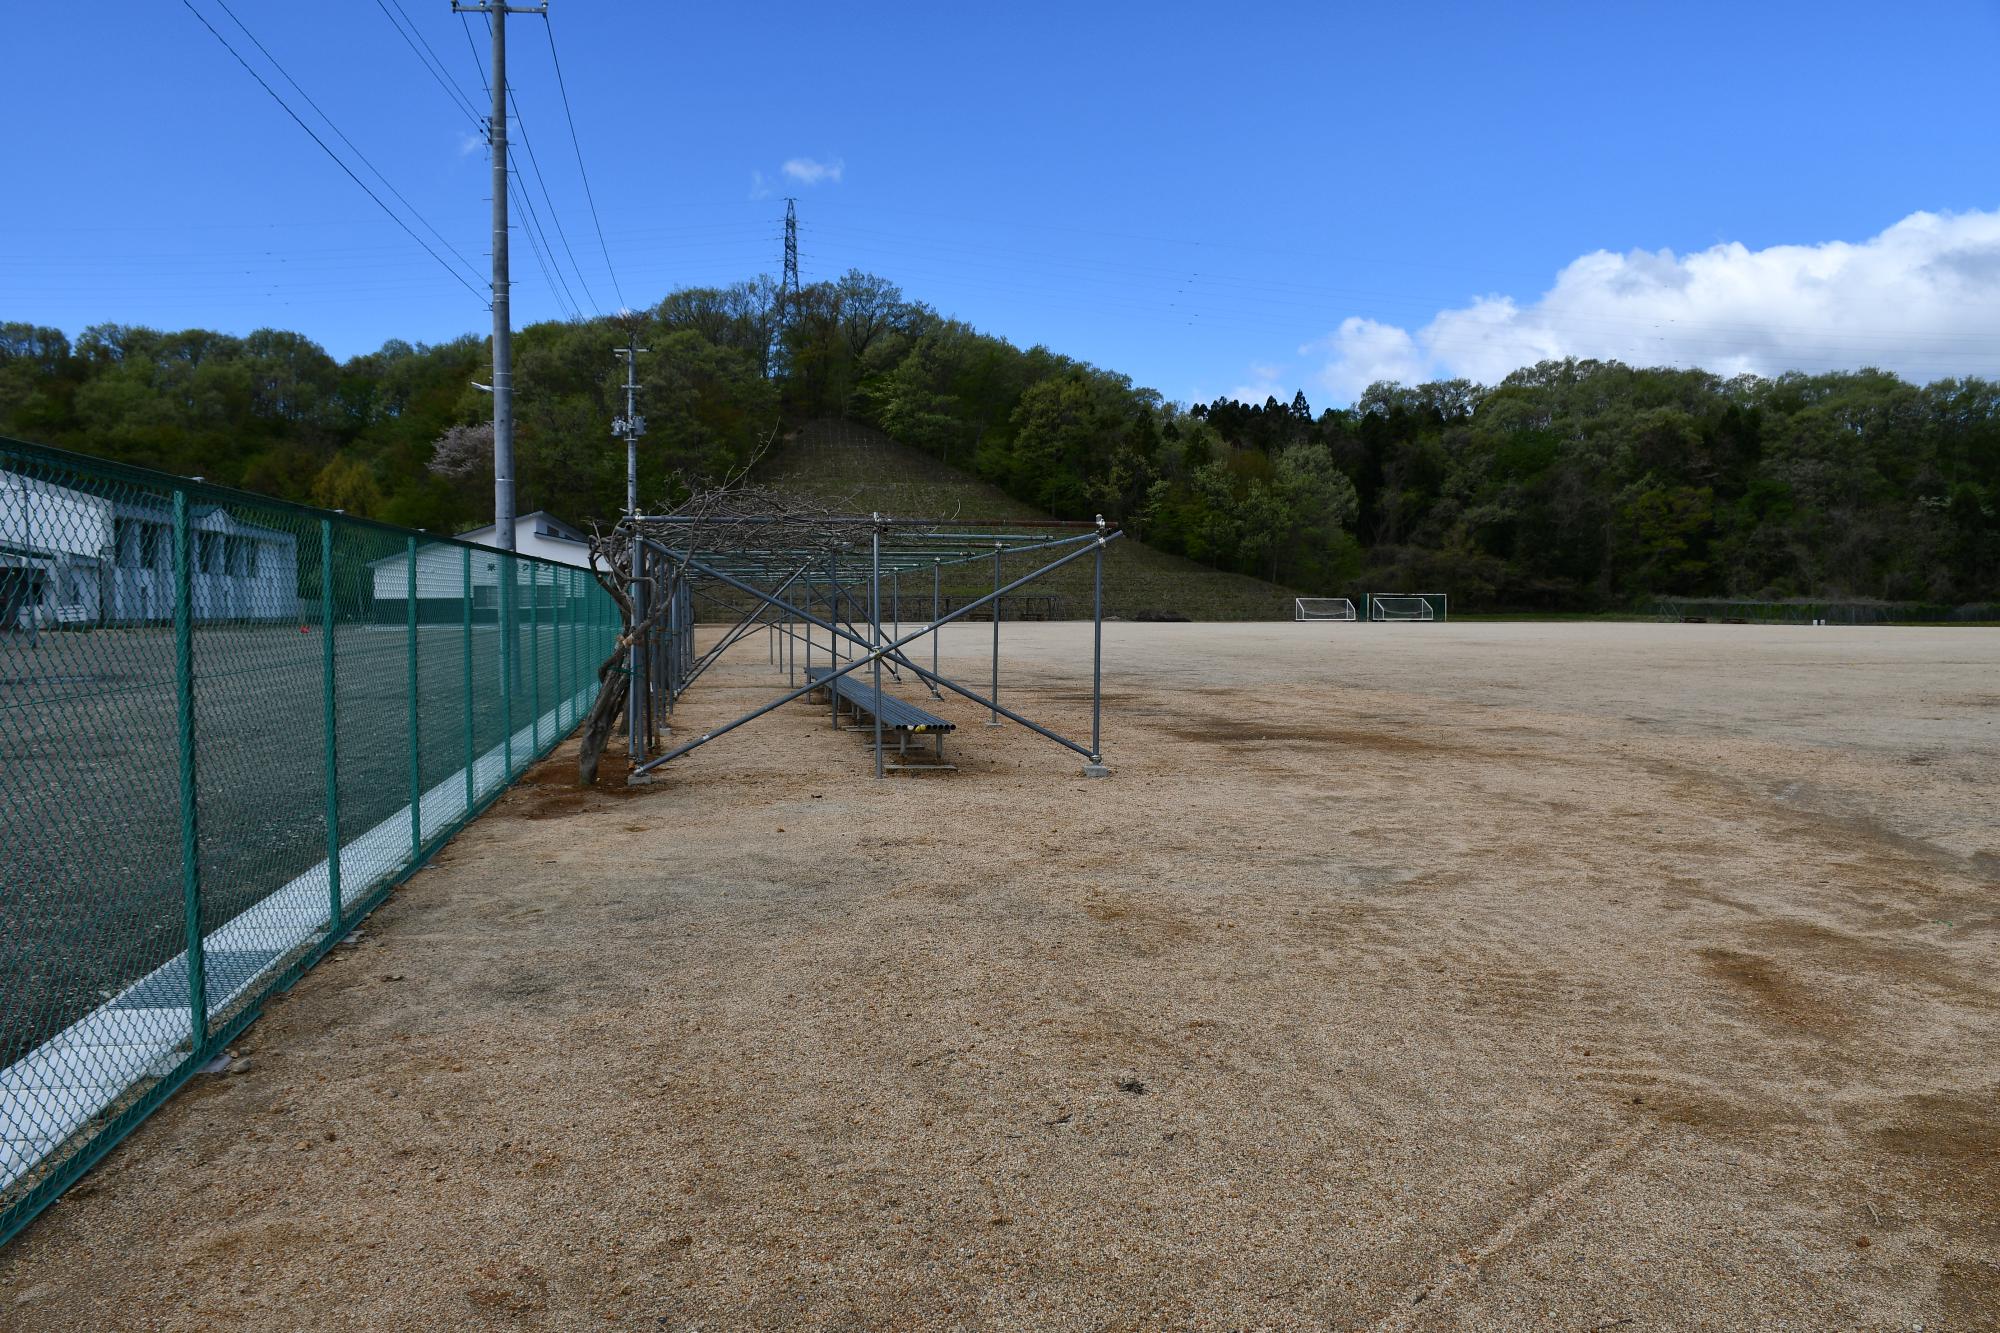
xmin=6 ymin=1 xmax=1999 ymax=406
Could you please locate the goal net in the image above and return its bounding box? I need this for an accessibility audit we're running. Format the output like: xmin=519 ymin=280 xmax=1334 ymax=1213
xmin=1368 ymin=593 xmax=1445 ymax=622
xmin=1295 ymin=597 xmax=1357 ymax=621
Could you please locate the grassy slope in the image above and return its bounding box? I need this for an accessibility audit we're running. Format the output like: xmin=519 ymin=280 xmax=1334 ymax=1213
xmin=756 ymin=420 xmax=1299 ymax=621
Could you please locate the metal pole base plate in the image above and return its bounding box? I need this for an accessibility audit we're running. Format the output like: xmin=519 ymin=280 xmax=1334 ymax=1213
xmin=1080 ymin=763 xmax=1112 ymax=778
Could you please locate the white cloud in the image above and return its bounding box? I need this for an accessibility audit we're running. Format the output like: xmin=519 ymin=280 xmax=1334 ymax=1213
xmin=1302 ymin=208 xmax=2000 ymax=402
xmin=457 ymin=132 xmax=484 ymax=159
xmin=1303 ymin=318 xmax=1427 ymax=403
xmin=1224 ymin=362 xmax=1290 ymax=406
xmin=781 ymin=156 xmax=844 ymax=186
xmin=749 ymin=170 xmax=772 ymax=201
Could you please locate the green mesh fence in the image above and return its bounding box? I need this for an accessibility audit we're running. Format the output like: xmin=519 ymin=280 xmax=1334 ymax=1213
xmin=0 ymin=436 xmax=618 ymax=1245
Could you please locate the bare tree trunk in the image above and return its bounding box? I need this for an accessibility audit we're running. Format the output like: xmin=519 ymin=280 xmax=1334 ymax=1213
xmin=572 ymin=430 xmax=824 ymax=785
xmin=576 ymin=667 xmax=627 ymax=786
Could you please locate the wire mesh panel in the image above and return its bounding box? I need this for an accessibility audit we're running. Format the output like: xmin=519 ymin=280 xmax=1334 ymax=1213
xmin=0 ymin=436 xmax=619 ymax=1245
xmin=189 ymin=494 xmax=331 ymax=1041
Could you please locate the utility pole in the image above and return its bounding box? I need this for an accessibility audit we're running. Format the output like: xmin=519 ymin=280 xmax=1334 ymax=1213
xmin=612 ymin=336 xmax=647 ymax=759
xmin=612 ymin=337 xmax=647 ymax=516
xmin=452 ymin=0 xmax=546 ymax=551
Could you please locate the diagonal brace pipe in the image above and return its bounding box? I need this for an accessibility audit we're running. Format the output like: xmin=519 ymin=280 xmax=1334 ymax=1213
xmin=629 ymin=533 xmax=1120 ymax=776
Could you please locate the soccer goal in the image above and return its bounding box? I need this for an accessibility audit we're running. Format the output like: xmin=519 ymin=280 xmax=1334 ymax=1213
xmin=1368 ymin=593 xmax=1447 ymax=622
xmin=1295 ymin=597 xmax=1357 ymax=621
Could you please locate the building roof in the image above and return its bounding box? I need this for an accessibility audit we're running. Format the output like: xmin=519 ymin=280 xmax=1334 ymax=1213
xmin=455 ymin=511 xmax=590 ymax=549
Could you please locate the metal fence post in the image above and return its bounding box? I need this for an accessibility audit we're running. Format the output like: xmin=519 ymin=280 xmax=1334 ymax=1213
xmin=627 ymin=542 xmax=644 ymax=763
xmin=1085 ymin=524 xmax=1110 ymax=778
xmin=555 ymin=566 xmax=567 ymax=727
xmin=871 ymin=519 xmax=884 ymax=779
xmin=987 ymin=543 xmax=1002 ymax=726
xmin=571 ymin=569 xmax=582 ymax=720
xmin=530 ymin=561 xmax=543 ymax=754
xmin=462 ymin=545 xmax=475 ymax=812
xmin=321 ymin=519 xmax=341 ymax=927
xmin=407 ymin=536 xmax=421 ymax=860
xmin=501 ymin=555 xmax=515 ymax=778
xmin=172 ymin=490 xmax=207 ymax=1048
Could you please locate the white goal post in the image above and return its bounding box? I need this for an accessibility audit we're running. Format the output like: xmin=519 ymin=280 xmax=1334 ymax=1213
xmin=1367 ymin=593 xmax=1447 ymax=622
xmin=1295 ymin=597 xmax=1357 ymax=621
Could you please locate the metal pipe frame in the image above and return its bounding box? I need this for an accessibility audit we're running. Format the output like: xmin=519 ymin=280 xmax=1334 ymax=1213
xmin=678 ymin=560 xmax=815 ymax=698
xmin=814 ymin=561 xmax=902 ymax=686
xmin=631 ymin=515 xmax=1105 ymax=532
xmin=689 ymin=564 xmax=809 ymax=674
xmin=628 ymin=529 xmax=1121 ymax=778
xmin=690 ymin=528 xmax=1102 ymax=667
xmin=681 ymin=527 xmax=1098 ymax=582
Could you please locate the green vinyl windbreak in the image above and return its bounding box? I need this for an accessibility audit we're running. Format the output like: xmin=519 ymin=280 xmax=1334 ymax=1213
xmin=0 ymin=436 xmax=619 ymax=1246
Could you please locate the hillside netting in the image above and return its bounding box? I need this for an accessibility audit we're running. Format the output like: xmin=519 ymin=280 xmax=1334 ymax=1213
xmin=1653 ymin=597 xmax=2000 ymax=624
xmin=0 ymin=436 xmax=620 ymax=1244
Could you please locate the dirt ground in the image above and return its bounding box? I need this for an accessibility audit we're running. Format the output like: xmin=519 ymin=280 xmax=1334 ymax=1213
xmin=2 ymin=621 xmax=1996 ymax=1331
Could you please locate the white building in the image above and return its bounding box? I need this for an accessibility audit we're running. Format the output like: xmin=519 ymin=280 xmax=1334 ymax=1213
xmin=366 ymin=512 xmax=597 ymax=623
xmin=1 ymin=469 xmax=300 ymax=629
xmin=454 ymin=512 xmax=594 ymax=570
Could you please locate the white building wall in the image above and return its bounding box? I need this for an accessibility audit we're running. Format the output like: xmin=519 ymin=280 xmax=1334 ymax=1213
xmin=1 ymin=471 xmax=301 ymax=627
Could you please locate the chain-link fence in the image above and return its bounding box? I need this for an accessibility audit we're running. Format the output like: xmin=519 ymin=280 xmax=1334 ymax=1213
xmin=0 ymin=436 xmax=618 ymax=1245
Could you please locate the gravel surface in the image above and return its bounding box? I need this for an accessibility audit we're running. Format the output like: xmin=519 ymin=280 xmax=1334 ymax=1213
xmin=2 ymin=621 xmax=1995 ymax=1330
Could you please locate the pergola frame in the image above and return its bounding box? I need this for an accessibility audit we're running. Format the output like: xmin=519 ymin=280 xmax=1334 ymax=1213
xmin=620 ymin=515 xmax=1121 ymax=781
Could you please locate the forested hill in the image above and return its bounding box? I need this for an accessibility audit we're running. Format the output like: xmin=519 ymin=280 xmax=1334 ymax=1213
xmin=3 ymin=271 xmax=1996 ymax=612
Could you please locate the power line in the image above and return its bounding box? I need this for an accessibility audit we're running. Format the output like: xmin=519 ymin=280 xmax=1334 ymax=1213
xmin=506 ymin=85 xmax=601 ymax=314
xmin=211 ymin=0 xmax=484 ymax=290
xmin=540 ymin=14 xmax=626 ymax=310
xmin=374 ymin=0 xmax=482 ymax=129
xmin=508 ymin=159 xmax=583 ymax=320
xmin=457 ymin=9 xmax=490 ymax=99
xmin=462 ymin=10 xmax=598 ymax=318
xmin=390 ymin=0 xmax=485 ymax=122
xmin=179 ymin=0 xmax=488 ymax=307
xmin=452 ymin=9 xmax=586 ymax=321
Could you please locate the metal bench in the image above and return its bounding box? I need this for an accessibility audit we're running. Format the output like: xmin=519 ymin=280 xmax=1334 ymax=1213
xmin=805 ymin=665 xmax=956 ymax=772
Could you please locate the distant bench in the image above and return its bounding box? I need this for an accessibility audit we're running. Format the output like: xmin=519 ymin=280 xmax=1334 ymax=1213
xmin=804 ymin=665 xmax=955 ymax=772
xmin=935 ymin=593 xmax=1065 ymax=622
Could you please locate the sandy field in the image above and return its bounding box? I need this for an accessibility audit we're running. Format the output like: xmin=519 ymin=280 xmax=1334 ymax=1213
xmin=2 ymin=621 xmax=1996 ymax=1331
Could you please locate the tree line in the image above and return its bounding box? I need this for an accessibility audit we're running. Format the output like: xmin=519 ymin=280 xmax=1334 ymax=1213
xmin=3 ymin=272 xmax=1995 ymax=610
